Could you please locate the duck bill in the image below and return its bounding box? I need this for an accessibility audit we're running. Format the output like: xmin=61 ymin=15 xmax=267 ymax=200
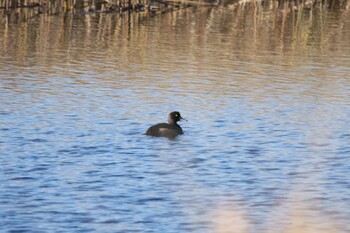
xmin=180 ymin=116 xmax=187 ymax=121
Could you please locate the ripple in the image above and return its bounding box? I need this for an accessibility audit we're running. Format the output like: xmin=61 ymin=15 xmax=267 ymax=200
xmin=101 ymin=219 xmax=123 ymax=224
xmin=10 ymin=177 xmax=36 ymax=181
xmin=29 ymin=138 xmax=49 ymax=143
xmin=137 ymin=197 xmax=167 ymax=204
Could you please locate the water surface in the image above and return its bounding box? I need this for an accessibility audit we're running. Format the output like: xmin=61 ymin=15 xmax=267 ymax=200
xmin=1 ymin=2 xmax=350 ymax=232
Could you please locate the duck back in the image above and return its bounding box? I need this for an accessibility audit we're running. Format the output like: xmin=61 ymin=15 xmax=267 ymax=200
xmin=145 ymin=123 xmax=183 ymax=138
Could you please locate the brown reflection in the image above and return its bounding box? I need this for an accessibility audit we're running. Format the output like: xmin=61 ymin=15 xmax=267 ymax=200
xmin=1 ymin=0 xmax=349 ymax=98
xmin=1 ymin=1 xmax=349 ymax=64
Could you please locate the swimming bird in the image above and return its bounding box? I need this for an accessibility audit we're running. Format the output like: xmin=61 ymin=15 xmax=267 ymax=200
xmin=145 ymin=111 xmax=185 ymax=139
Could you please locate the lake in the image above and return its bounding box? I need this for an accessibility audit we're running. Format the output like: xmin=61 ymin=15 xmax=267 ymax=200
xmin=1 ymin=1 xmax=350 ymax=232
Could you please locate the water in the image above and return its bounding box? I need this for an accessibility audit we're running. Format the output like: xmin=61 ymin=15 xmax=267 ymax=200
xmin=1 ymin=2 xmax=350 ymax=232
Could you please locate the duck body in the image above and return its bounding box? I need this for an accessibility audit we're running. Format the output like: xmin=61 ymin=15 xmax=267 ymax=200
xmin=146 ymin=123 xmax=183 ymax=138
xmin=145 ymin=111 xmax=185 ymax=139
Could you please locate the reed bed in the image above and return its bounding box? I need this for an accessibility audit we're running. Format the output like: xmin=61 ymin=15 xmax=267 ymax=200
xmin=0 ymin=0 xmax=348 ymax=18
xmin=0 ymin=0 xmax=151 ymax=15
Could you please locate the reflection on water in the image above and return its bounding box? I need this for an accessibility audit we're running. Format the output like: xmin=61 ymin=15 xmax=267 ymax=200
xmin=1 ymin=1 xmax=350 ymax=232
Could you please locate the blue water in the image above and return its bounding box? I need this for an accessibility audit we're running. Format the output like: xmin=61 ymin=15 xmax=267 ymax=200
xmin=1 ymin=4 xmax=350 ymax=233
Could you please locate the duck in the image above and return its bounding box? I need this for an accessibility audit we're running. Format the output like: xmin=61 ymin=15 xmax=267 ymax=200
xmin=145 ymin=111 xmax=185 ymax=139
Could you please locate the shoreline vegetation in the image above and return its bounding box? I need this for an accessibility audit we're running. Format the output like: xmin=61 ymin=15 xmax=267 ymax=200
xmin=0 ymin=0 xmax=218 ymax=17
xmin=0 ymin=0 xmax=349 ymax=21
